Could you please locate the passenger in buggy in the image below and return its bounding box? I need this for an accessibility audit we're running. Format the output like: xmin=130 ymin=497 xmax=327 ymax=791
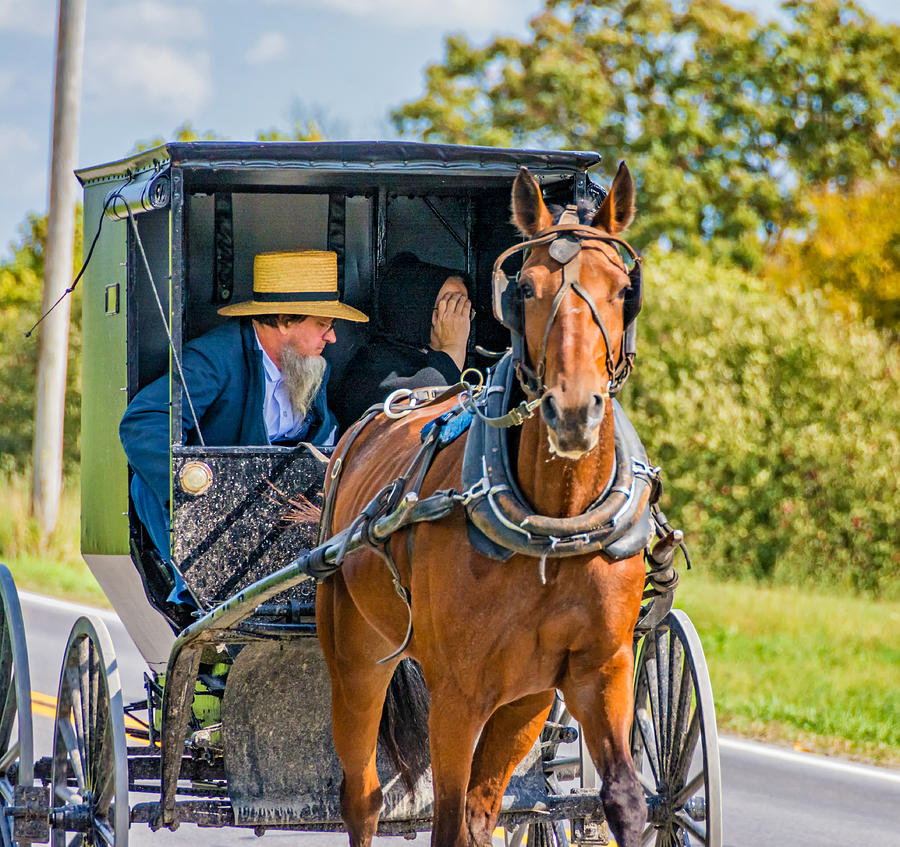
xmin=331 ymin=251 xmax=472 ymax=432
xmin=119 ymin=250 xmax=368 ymax=603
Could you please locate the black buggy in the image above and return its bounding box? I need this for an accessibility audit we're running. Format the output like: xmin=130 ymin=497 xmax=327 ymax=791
xmin=0 ymin=141 xmax=721 ymax=847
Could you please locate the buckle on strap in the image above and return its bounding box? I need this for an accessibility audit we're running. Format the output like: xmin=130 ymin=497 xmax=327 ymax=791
xmin=458 ymin=475 xmax=490 ymax=507
xmin=632 ymin=458 xmax=661 ymax=480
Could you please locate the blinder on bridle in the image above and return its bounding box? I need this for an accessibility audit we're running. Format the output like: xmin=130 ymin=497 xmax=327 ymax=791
xmin=491 ymin=212 xmax=643 ymax=398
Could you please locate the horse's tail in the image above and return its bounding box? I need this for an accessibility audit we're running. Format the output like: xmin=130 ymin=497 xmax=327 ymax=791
xmin=378 ymin=658 xmax=431 ymax=795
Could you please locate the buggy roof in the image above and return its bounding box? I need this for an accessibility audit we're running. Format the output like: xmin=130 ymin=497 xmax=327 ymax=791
xmin=75 ymin=140 xmax=603 ymax=188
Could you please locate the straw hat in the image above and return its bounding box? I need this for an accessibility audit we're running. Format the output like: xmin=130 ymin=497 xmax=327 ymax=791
xmin=218 ymin=250 xmax=368 ymax=322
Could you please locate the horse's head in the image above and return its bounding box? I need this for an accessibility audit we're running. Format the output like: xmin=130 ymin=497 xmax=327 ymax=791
xmin=510 ymin=162 xmax=638 ymax=459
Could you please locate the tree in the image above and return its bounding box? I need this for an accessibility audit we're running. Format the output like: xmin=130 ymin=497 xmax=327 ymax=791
xmin=765 ymin=173 xmax=900 ymax=331
xmin=0 ymin=213 xmax=82 ymax=474
xmin=131 ymin=121 xmax=221 ymax=153
xmin=393 ymin=0 xmax=900 ymax=268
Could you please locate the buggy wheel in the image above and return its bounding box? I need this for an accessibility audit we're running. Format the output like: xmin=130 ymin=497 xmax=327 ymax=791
xmin=507 ymin=820 xmax=569 ymax=847
xmin=51 ymin=616 xmax=129 ymax=847
xmin=0 ymin=565 xmax=34 ymax=846
xmin=631 ymin=609 xmax=722 ymax=847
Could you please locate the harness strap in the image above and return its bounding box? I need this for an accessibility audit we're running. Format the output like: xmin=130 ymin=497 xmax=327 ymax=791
xmin=317 ymin=408 xmax=381 ymax=544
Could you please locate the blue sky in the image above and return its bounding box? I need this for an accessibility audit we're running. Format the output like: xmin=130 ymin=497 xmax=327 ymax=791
xmin=1 ymin=0 xmax=898 ymax=261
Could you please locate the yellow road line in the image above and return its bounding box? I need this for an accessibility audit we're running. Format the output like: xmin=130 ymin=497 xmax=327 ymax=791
xmin=31 ymin=690 xmax=148 ymax=739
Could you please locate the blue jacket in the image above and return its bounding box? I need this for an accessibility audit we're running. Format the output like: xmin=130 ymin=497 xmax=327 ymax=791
xmin=120 ymin=318 xmax=336 ymax=508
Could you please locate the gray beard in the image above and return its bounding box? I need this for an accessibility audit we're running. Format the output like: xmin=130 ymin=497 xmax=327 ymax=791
xmin=280 ymin=348 xmax=327 ymax=419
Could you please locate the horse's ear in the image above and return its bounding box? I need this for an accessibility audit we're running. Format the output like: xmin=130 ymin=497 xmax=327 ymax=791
xmin=592 ymin=161 xmax=636 ymax=235
xmin=512 ymin=167 xmax=554 ymax=236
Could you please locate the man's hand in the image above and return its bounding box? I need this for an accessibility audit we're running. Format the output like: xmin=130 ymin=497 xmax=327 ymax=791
xmin=430 ymin=278 xmax=471 ymax=370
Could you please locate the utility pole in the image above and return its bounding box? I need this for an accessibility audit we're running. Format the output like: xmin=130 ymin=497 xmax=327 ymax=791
xmin=31 ymin=0 xmax=87 ymax=540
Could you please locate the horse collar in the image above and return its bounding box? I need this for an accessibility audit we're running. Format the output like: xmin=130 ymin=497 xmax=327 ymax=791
xmin=460 ymin=352 xmax=658 ymax=563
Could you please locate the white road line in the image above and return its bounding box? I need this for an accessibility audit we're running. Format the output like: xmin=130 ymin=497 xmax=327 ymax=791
xmin=720 ymin=736 xmax=900 ymax=785
xmin=19 ymin=590 xmax=120 ymax=624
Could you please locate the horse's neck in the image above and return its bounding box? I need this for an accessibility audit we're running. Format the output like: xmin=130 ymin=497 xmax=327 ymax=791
xmin=516 ymin=404 xmax=616 ymax=518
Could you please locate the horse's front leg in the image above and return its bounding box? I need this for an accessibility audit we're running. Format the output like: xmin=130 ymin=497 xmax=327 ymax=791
xmin=465 ymin=691 xmax=555 ymax=847
xmin=561 ymin=642 xmax=646 ymax=847
xmin=317 ymin=574 xmax=399 ymax=847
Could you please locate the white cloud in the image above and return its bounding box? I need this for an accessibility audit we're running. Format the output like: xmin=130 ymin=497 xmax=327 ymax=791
xmin=84 ymin=42 xmax=211 ymax=115
xmin=0 ymin=124 xmax=39 ymax=156
xmin=78 ymin=0 xmax=211 ymax=117
xmin=0 ymin=0 xmax=55 ymax=35
xmin=261 ymin=0 xmax=534 ymax=30
xmin=244 ymin=31 xmax=288 ymax=65
xmin=97 ymin=0 xmax=206 ymax=39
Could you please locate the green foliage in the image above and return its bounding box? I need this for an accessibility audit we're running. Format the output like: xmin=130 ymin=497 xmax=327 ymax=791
xmin=677 ymin=572 xmax=900 ymax=765
xmin=394 ymin=0 xmax=900 ymax=268
xmin=766 ymin=173 xmax=900 ymax=331
xmin=626 ymin=252 xmax=900 ymax=598
xmin=131 ymin=121 xmax=221 ymax=153
xmin=256 ymin=102 xmax=345 ymax=141
xmin=256 ymin=120 xmax=325 ymax=142
xmin=0 ymin=213 xmax=83 ymax=474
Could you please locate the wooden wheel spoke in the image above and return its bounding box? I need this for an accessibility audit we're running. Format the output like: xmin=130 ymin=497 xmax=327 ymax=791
xmin=673 ymin=770 xmax=705 ymax=810
xmin=88 ymin=641 xmax=102 ymax=790
xmin=634 ymin=706 xmax=660 ymax=784
xmin=655 ymin=630 xmax=670 ymax=770
xmin=54 ymin=781 xmax=80 ymax=805
xmin=88 ymin=689 xmax=110 ymax=796
xmin=637 ymin=768 xmax=657 ymax=797
xmin=57 ymin=716 xmax=87 ymax=791
xmin=94 ymin=816 xmax=116 ymax=847
xmin=94 ymin=727 xmax=116 ymax=813
xmin=0 ymin=617 xmax=11 ymax=678
xmin=0 ymin=677 xmax=16 ymax=751
xmin=66 ymin=662 xmax=89 ymax=779
xmin=664 ymin=633 xmax=683 ymax=773
xmin=645 ymin=637 xmax=664 ymax=768
xmin=671 ymin=705 xmax=700 ymax=790
xmin=0 ymin=739 xmax=18 ymax=774
xmin=674 ymin=811 xmax=707 ymax=842
xmin=670 ymin=649 xmax=693 ymax=769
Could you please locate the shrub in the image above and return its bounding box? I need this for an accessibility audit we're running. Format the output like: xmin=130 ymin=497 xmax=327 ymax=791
xmin=0 ymin=212 xmax=82 ymax=474
xmin=625 ymin=252 xmax=900 ymax=598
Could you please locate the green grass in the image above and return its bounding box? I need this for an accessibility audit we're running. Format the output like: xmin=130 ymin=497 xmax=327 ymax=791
xmin=0 ymin=472 xmax=108 ymax=608
xmin=676 ymin=569 xmax=900 ymax=767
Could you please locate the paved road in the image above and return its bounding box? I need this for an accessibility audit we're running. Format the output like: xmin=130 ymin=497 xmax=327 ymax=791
xmin=16 ymin=592 xmax=900 ymax=846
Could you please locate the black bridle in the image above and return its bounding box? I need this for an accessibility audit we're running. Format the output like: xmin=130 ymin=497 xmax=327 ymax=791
xmin=491 ymin=217 xmax=643 ymax=401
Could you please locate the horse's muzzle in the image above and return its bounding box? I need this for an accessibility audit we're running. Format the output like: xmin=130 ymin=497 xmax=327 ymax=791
xmin=541 ymin=389 xmax=606 ymax=459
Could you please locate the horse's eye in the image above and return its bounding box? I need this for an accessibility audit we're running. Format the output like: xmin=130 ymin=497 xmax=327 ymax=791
xmin=520 ymin=279 xmax=536 ymax=299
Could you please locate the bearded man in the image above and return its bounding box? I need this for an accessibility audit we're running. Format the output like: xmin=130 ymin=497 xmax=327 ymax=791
xmin=119 ymin=250 xmax=368 ymax=600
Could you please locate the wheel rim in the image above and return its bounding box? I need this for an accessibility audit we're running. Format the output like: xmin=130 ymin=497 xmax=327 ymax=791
xmin=51 ymin=616 xmax=129 ymax=847
xmin=631 ymin=609 xmax=722 ymax=847
xmin=0 ymin=565 xmax=34 ymax=847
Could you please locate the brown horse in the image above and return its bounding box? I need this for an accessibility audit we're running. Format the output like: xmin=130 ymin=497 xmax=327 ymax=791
xmin=316 ymin=163 xmax=647 ymax=847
